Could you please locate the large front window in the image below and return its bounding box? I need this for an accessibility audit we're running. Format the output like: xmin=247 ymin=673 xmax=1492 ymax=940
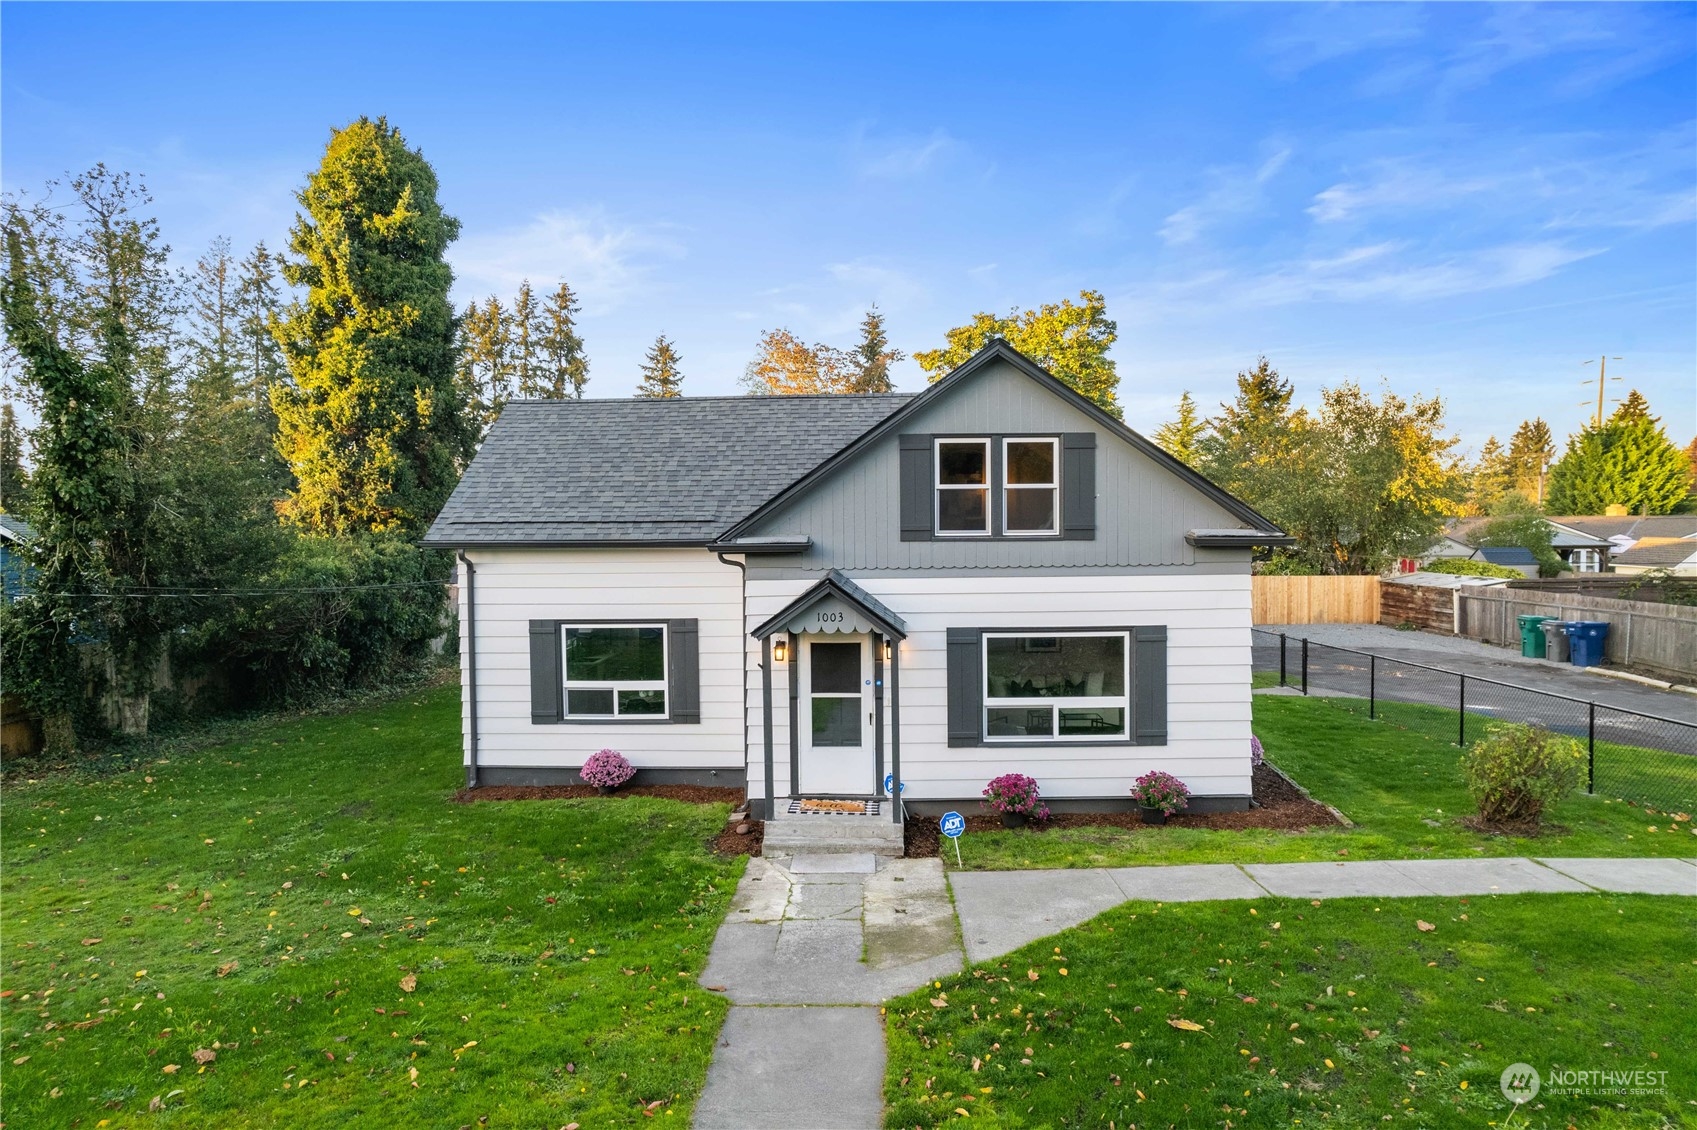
xmin=984 ymin=632 xmax=1128 ymax=741
xmin=563 ymin=624 xmax=668 ymax=717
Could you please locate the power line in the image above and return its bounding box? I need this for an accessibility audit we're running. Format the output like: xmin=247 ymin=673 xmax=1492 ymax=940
xmin=9 ymin=579 xmax=448 ymax=600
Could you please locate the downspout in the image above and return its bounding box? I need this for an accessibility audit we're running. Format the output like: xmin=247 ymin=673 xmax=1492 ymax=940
xmin=716 ymin=552 xmax=751 ymax=809
xmin=457 ymin=551 xmax=479 ymax=789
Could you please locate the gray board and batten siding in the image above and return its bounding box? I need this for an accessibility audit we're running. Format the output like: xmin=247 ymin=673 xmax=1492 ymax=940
xmin=731 ymin=355 xmax=1258 ymax=576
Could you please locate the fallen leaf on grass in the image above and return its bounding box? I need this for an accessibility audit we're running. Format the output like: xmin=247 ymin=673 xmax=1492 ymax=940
xmin=1167 ymin=1018 xmax=1206 ymax=1032
xmin=12 ymin=1056 xmax=29 ymax=1065
xmin=217 ymin=960 xmax=239 ymax=977
xmin=162 ymin=1064 xmax=180 ymax=1074
xmin=1416 ymin=920 xmax=1436 ymax=933
xmin=409 ymin=1065 xmax=419 ymax=1087
xmin=81 ymin=937 xmax=102 ymax=946
xmin=399 ymin=974 xmax=417 ymax=993
xmin=1118 ymin=1042 xmax=1132 ymax=1049
xmin=72 ymin=1018 xmax=103 ymax=1031
xmin=192 ymin=1048 xmax=216 ymax=1065
xmin=930 ymin=997 xmax=948 ymax=1008
xmin=1027 ymin=969 xmax=1040 ymax=981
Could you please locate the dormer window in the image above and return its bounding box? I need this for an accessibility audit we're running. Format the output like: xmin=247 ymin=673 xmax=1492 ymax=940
xmin=1004 ymin=438 xmax=1057 ymax=535
xmin=935 ymin=439 xmax=991 ymax=534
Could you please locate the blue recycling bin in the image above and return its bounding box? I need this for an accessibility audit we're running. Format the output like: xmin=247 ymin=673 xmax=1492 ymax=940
xmin=1563 ymin=621 xmax=1610 ymax=668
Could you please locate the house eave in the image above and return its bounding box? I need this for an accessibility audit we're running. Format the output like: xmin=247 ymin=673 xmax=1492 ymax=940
xmin=1185 ymin=529 xmax=1296 ymax=549
xmin=706 ymin=536 xmax=813 ymax=555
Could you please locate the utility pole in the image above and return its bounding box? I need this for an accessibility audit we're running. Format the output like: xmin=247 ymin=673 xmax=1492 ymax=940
xmin=1581 ymin=355 xmax=1622 ymax=428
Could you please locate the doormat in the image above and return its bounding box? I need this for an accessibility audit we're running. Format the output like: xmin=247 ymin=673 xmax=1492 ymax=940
xmin=789 ymin=798 xmax=882 ymax=816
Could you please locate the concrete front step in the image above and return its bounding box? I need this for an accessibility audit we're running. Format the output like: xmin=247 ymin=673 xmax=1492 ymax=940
xmin=763 ymin=816 xmax=905 ymax=858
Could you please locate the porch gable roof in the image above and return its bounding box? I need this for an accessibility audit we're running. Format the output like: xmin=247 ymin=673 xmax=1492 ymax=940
xmin=750 ymin=569 xmax=908 ymax=640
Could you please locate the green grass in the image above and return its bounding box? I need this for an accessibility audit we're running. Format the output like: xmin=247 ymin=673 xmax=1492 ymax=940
xmin=940 ymin=695 xmax=1697 ymax=871
xmin=1 ymin=684 xmax=743 ymax=1127
xmin=884 ymin=893 xmax=1697 ymax=1128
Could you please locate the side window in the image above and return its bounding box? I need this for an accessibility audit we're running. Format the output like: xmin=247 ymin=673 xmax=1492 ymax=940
xmin=1003 ymin=439 xmax=1058 ymax=535
xmin=563 ymin=624 xmax=668 ymax=718
xmin=935 ymin=439 xmax=990 ymax=535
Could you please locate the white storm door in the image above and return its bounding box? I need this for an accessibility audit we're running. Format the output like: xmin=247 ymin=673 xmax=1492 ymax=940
xmin=799 ymin=636 xmax=873 ymax=795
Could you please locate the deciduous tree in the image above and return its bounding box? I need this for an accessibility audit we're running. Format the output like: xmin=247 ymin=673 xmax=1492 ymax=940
xmin=270 ymin=116 xmax=470 ymax=536
xmin=915 ymin=289 xmax=1120 ymax=416
xmin=741 ymin=328 xmax=851 ymax=395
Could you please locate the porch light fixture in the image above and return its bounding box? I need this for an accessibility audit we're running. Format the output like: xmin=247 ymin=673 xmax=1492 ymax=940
xmin=773 ymin=636 xmax=788 ymax=663
xmin=884 ymin=639 xmax=893 ymax=661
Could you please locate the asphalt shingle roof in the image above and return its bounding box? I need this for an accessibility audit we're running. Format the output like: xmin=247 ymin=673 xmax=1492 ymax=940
xmin=1610 ymin=541 xmax=1697 ymax=567
xmin=423 ymin=394 xmax=913 ymax=547
xmin=1475 ymin=546 xmax=1537 ymax=566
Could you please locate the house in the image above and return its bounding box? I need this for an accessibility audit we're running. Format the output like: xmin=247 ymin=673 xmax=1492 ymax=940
xmin=1609 ymin=538 xmax=1697 ymax=576
xmin=0 ymin=514 xmax=33 ymax=603
xmin=1472 ymin=546 xmax=1540 ymax=577
xmin=1421 ymin=516 xmax=1611 ymax=575
xmin=422 ymin=341 xmax=1290 ymax=819
xmin=1546 ymin=514 xmax=1697 ymax=564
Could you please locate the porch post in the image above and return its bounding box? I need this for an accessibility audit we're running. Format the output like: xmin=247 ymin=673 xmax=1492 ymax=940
xmin=889 ymin=640 xmax=901 ymax=824
xmin=787 ymin=630 xmax=799 ymax=799
xmin=761 ymin=635 xmax=775 ymax=819
xmin=873 ymin=632 xmax=886 ymax=797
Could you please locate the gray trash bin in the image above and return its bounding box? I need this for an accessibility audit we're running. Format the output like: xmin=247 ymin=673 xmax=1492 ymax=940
xmin=1540 ymin=620 xmax=1571 ymax=662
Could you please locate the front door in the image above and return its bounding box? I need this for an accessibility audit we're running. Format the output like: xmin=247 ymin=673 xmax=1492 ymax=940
xmin=799 ymin=635 xmax=874 ymax=795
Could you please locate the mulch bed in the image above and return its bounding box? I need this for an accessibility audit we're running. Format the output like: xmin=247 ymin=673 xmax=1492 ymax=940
xmin=452 ymin=783 xmax=746 ymax=806
xmin=712 ymin=820 xmax=765 ymax=857
xmin=904 ymin=763 xmax=1340 ymax=858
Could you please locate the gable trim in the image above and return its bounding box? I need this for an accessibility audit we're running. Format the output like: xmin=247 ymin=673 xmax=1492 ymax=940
xmin=717 ymin=339 xmax=1283 ymax=542
xmin=750 ymin=569 xmax=908 ymax=641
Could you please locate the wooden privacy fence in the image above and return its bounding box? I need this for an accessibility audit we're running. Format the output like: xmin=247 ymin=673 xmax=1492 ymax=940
xmin=1252 ymin=576 xmax=1381 ymax=625
xmin=1456 ymin=589 xmax=1697 ymax=682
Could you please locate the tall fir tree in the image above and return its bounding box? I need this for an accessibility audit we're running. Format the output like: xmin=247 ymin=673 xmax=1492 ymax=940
xmin=0 ymin=402 xmax=29 ymax=512
xmin=1197 ymin=357 xmax=1301 ymax=507
xmin=536 ymin=281 xmax=588 ymax=399
xmin=455 ymin=295 xmax=515 ymax=440
xmin=915 ymin=290 xmax=1120 ymax=416
xmin=1468 ymin=436 xmax=1514 ymax=514
xmin=511 ymin=281 xmax=540 ymax=398
xmin=635 ymin=334 xmax=683 ymax=399
xmin=1152 ymin=391 xmax=1206 ymax=467
xmin=1505 ymin=417 xmax=1555 ymax=504
xmin=847 ymin=306 xmax=903 ymax=393
xmin=1545 ymin=394 xmax=1691 ymax=516
xmin=270 ymin=116 xmax=470 ymax=535
xmin=185 ymin=236 xmax=239 ymax=412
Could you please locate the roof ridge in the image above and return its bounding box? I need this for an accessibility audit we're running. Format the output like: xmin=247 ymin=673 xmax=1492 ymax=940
xmin=502 ymin=392 xmax=916 ymax=406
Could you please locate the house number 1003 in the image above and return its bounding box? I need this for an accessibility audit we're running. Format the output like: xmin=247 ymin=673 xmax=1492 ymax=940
xmin=815 ymin=611 xmax=845 ymax=623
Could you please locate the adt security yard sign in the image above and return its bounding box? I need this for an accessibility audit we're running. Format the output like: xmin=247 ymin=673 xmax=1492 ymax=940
xmin=940 ymin=811 xmax=965 ymax=864
xmin=884 ymin=774 xmax=905 ymax=795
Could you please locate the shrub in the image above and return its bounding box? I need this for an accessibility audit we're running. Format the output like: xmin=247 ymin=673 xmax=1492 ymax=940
xmin=1461 ymin=723 xmax=1584 ymax=825
xmin=1422 ymin=557 xmax=1524 ymax=580
xmin=982 ymin=773 xmax=1049 ymax=820
xmin=1131 ymin=770 xmax=1190 ymax=815
xmin=580 ymin=749 xmax=635 ymax=789
xmin=1250 ymin=735 xmax=1265 ymax=768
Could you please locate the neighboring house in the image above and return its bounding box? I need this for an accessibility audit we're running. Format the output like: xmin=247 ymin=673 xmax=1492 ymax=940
xmin=1472 ymin=546 xmax=1540 ymax=578
xmin=423 ymin=341 xmax=1290 ymax=818
xmin=1546 ymin=515 xmax=1697 ymax=563
xmin=0 ymin=514 xmax=34 ymax=603
xmin=1609 ymin=538 xmax=1697 ymax=576
xmin=1423 ymin=516 xmax=1610 ymax=574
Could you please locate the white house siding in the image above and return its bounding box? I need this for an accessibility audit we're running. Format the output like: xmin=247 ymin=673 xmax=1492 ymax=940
xmin=744 ymin=570 xmax=1253 ymax=804
xmin=461 ymin=548 xmax=745 ymax=774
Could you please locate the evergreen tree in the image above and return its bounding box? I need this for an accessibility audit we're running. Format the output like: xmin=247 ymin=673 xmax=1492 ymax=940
xmin=1152 ymin=391 xmax=1206 ymax=467
xmin=847 ymin=306 xmax=903 ymax=393
xmin=455 ymin=295 xmax=514 ymax=439
xmin=1545 ymin=395 xmax=1691 ymax=516
xmin=536 ymin=281 xmax=588 ymax=399
xmin=511 ymin=281 xmax=540 ymax=398
xmin=1505 ymin=417 xmax=1555 ymax=503
xmin=233 ymin=241 xmax=286 ymax=404
xmin=1197 ymin=357 xmax=1301 ymax=509
xmin=1468 ymin=436 xmax=1514 ymax=514
xmin=0 ymin=402 xmax=29 ymax=511
xmin=915 ymin=289 xmax=1120 ymax=416
xmin=270 ymin=116 xmax=470 ymax=535
xmin=635 ymin=334 xmax=683 ymax=398
xmin=185 ymin=236 xmax=239 ymax=412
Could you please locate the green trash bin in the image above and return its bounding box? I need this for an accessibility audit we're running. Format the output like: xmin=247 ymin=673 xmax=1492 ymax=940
xmin=1517 ymin=614 xmax=1552 ymax=658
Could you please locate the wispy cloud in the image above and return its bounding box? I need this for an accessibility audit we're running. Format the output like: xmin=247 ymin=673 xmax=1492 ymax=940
xmin=1261 ymin=4 xmax=1425 ymax=78
xmin=1158 ymin=146 xmax=1292 ymax=245
xmin=849 ymin=127 xmax=960 ymax=180
xmin=449 ymin=209 xmax=683 ymax=311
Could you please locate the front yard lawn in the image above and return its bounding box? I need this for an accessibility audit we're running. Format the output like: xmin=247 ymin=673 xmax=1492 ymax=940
xmin=938 ymin=695 xmax=1696 ymax=871
xmin=885 ymin=892 xmax=1697 ymax=1127
xmin=0 ymin=684 xmax=743 ymax=1127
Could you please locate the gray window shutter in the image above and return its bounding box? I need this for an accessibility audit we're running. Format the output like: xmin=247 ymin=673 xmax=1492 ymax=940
xmin=668 ymin=618 xmax=701 ymax=724
xmin=529 ymin=620 xmax=562 ymax=724
xmin=1062 ymin=432 xmax=1097 ymax=540
xmin=1132 ymin=625 xmax=1167 ymax=745
xmin=946 ymin=627 xmax=983 ymax=747
xmin=899 ymin=434 xmax=933 ymax=542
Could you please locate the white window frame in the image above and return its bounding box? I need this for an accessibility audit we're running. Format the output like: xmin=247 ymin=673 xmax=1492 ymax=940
xmin=982 ymin=630 xmax=1130 ymax=743
xmin=1002 ymin=437 xmax=1059 ymax=536
xmin=1570 ymin=548 xmax=1601 ymax=574
xmin=561 ymin=622 xmax=669 ymax=719
xmin=934 ymin=437 xmax=991 ymax=537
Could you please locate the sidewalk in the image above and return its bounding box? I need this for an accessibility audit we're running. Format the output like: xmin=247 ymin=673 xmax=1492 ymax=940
xmin=950 ymin=855 xmax=1697 ymax=961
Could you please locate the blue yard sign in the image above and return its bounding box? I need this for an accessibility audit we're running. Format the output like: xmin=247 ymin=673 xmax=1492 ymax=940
xmin=884 ymin=774 xmax=905 ymax=795
xmin=939 ymin=810 xmax=965 ymax=865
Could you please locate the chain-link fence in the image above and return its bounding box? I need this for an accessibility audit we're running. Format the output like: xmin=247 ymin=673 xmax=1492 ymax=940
xmin=1252 ymin=628 xmax=1697 ymax=814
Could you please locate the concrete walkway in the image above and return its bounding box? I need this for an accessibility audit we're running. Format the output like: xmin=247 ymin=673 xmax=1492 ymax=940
xmin=693 ymin=852 xmax=962 ymax=1129
xmin=950 ymin=856 xmax=1697 ymax=962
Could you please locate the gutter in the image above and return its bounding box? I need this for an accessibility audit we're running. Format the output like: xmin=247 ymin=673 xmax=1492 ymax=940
xmin=457 ymin=551 xmax=480 ymax=789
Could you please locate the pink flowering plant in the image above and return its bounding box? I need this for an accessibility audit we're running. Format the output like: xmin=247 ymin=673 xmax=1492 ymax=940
xmin=580 ymin=749 xmax=635 ymax=789
xmin=982 ymin=773 xmax=1050 ymax=820
xmin=1131 ymin=770 xmax=1190 ymax=815
xmin=1250 ymin=735 xmax=1266 ymax=768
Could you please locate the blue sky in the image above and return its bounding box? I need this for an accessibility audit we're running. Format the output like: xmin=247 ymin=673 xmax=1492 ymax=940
xmin=4 ymin=2 xmax=1694 ymax=453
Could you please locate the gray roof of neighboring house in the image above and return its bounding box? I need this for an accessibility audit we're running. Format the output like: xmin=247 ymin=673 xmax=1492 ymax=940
xmin=0 ymin=514 xmax=34 ymax=543
xmin=1442 ymin=516 xmax=1609 ymax=550
xmin=1610 ymin=541 xmax=1697 ymax=567
xmin=422 ymin=395 xmax=913 ymax=547
xmin=1475 ymin=546 xmax=1537 ymax=566
xmin=1384 ymin=571 xmax=1512 ymax=590
xmin=1547 ymin=515 xmax=1697 ymax=541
